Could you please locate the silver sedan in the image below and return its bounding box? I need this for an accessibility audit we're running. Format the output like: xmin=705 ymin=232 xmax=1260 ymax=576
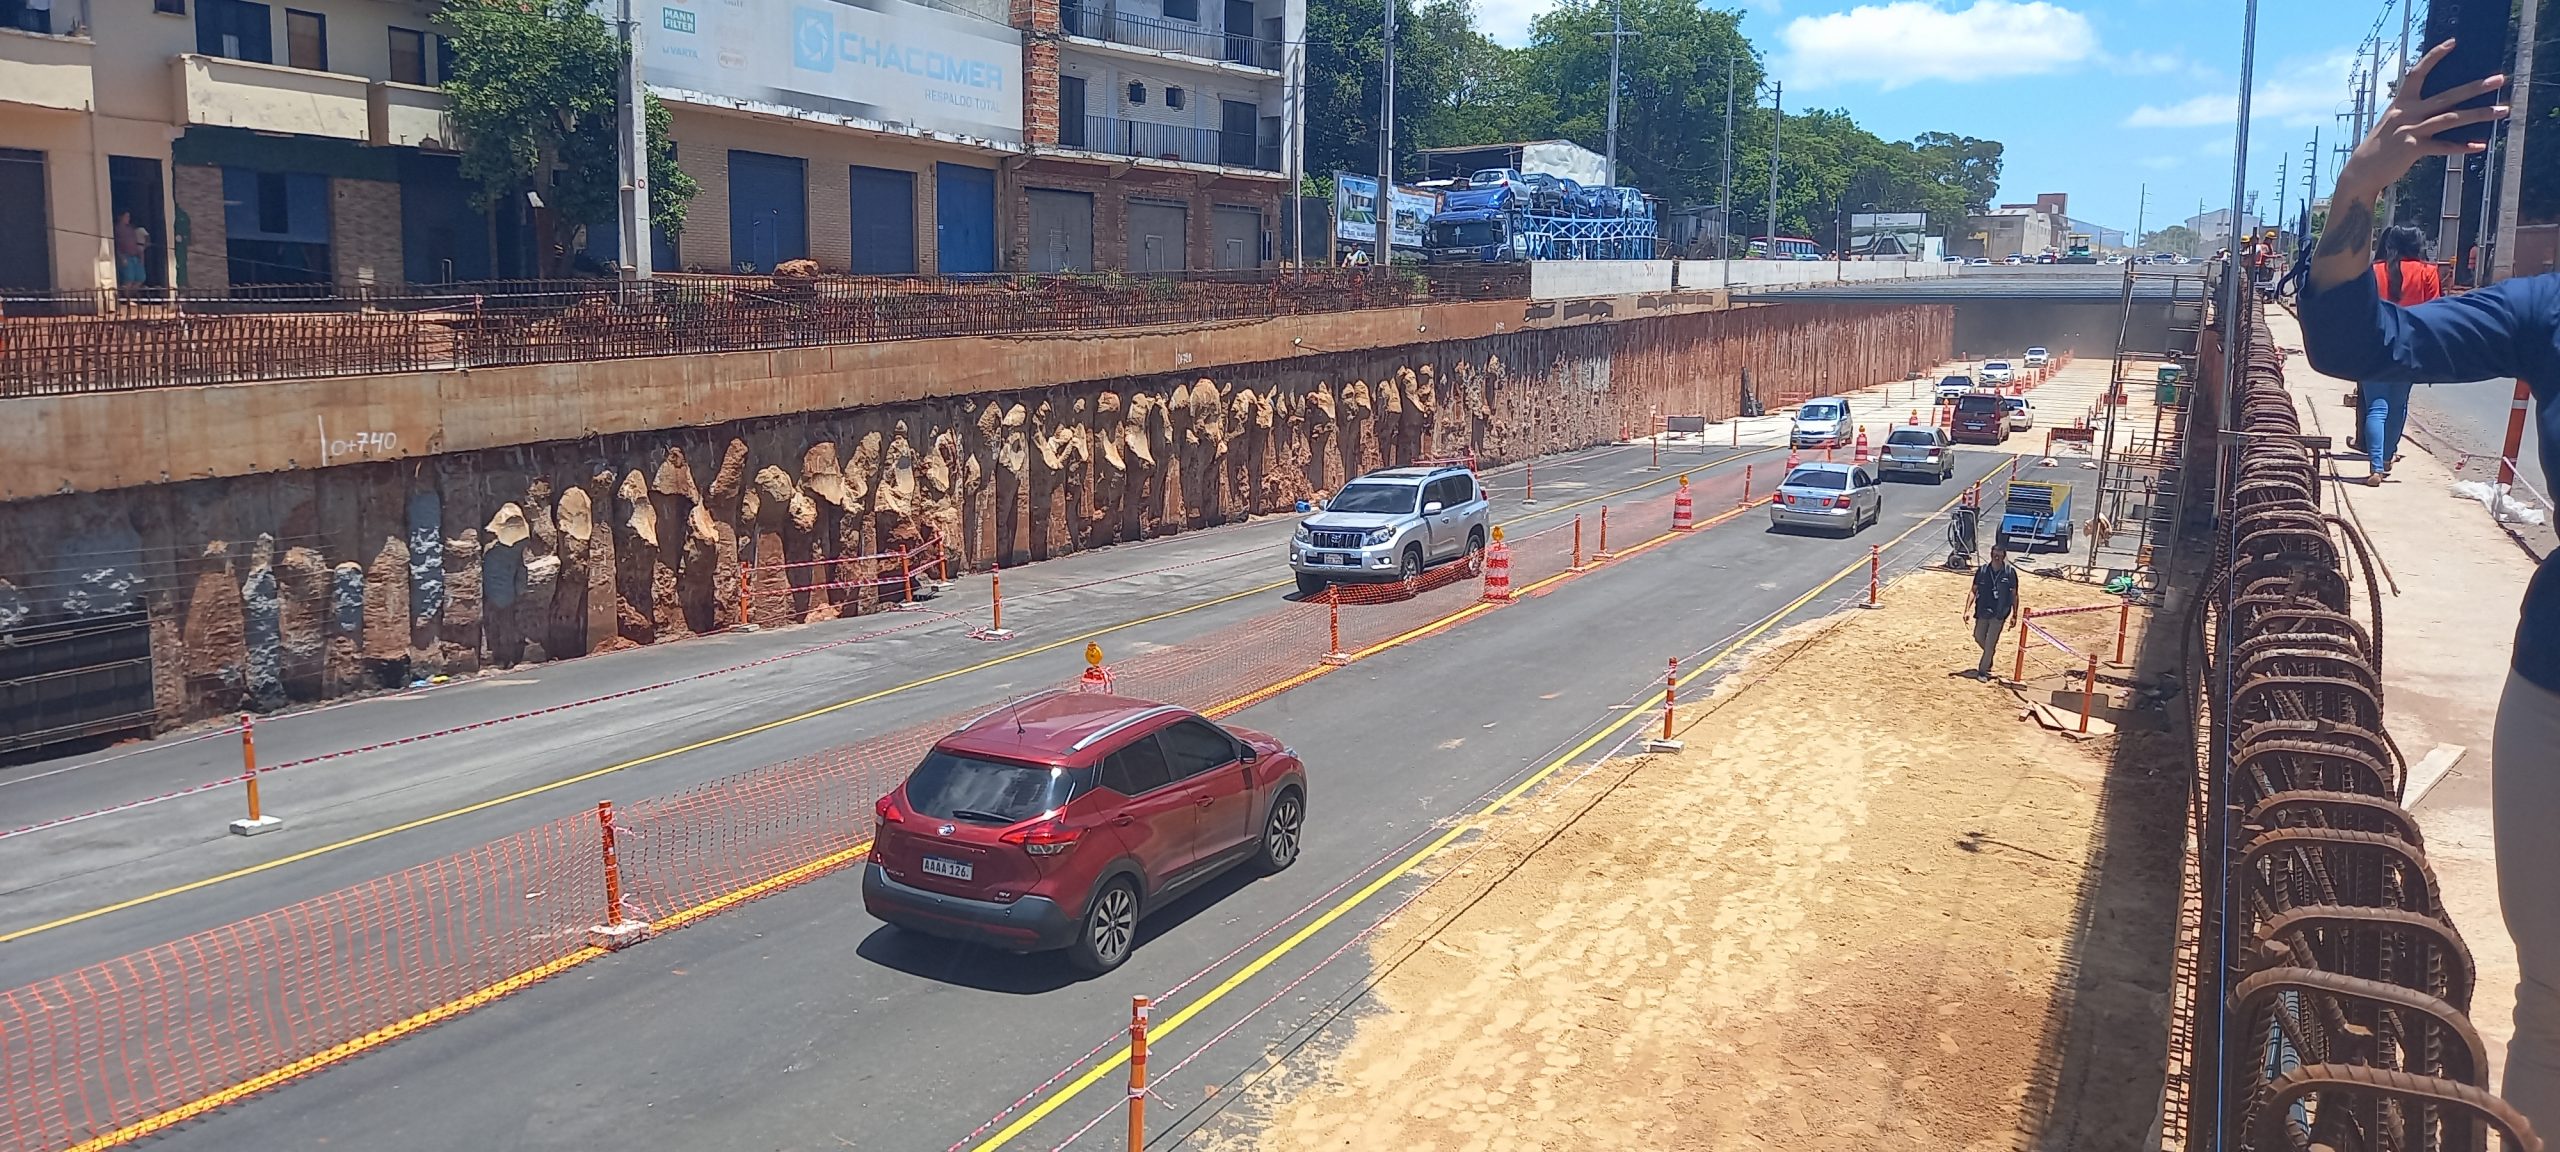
xmin=1769 ymin=462 xmax=1884 ymax=536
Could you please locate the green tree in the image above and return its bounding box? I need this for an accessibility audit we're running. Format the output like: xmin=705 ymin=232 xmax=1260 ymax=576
xmin=439 ymin=0 xmax=695 ymax=276
xmin=1911 ymin=132 xmax=2004 ymax=213
xmin=1518 ymin=0 xmax=1759 ymax=206
xmin=2140 ymin=225 xmax=2202 ymax=258
xmin=1400 ymin=0 xmax=1551 ymax=152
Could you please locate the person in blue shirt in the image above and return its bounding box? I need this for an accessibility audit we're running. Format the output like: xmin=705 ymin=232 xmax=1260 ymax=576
xmin=2297 ymin=40 xmax=2559 ymax=1132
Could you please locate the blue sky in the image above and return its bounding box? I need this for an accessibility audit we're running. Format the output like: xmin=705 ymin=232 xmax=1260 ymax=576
xmin=1469 ymin=0 xmax=2394 ymax=238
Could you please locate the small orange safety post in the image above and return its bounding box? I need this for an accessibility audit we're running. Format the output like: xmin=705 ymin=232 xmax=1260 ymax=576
xmin=737 ymin=558 xmax=755 ymax=632
xmin=228 ymin=713 xmax=282 ymax=836
xmin=1671 ymin=473 xmax=1695 ymax=531
xmin=1080 ymin=642 xmax=1115 ymax=692
xmin=1646 ymin=657 xmax=1683 ymax=752
xmin=1522 ymin=461 xmax=1537 ymax=505
xmin=1481 ymin=526 xmax=1513 ymax=602
xmin=2115 ymin=600 xmax=2131 ymax=665
xmin=1571 ymin=514 xmax=1586 ymax=570
xmin=888 ymin=547 xmax=922 ymax=611
xmin=1128 ymin=996 xmax=1151 ymax=1152
xmin=1786 ymin=446 xmax=1801 ymax=471
xmin=587 ymin=800 xmax=649 ymax=948
xmin=2079 ymin=655 xmax=2100 ymax=733
xmin=1730 ymin=418 xmax=1738 ymax=447
xmin=1595 ymin=506 xmax=1613 ymax=560
xmin=1651 ymin=431 xmax=1661 ymax=471
xmin=970 ymin=560 xmax=1016 ymax=641
xmin=1866 ymin=544 xmax=1881 ymax=608
xmin=1738 ymin=463 xmax=1754 ymax=508
xmin=1322 ymin=587 xmax=1350 ymax=665
xmin=2012 ymin=609 xmax=2030 ymax=684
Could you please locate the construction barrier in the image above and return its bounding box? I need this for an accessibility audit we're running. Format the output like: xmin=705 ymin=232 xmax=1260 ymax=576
xmin=0 ymin=457 xmax=1769 ymax=1152
xmin=740 ymin=532 xmax=946 ymax=630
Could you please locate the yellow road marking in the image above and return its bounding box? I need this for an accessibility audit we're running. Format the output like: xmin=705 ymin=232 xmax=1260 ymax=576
xmin=962 ymin=478 xmax=1977 ymax=1152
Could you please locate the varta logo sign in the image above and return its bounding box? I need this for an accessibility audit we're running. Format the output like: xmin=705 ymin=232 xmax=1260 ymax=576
xmin=660 ymin=6 xmax=697 ymax=32
xmin=791 ymin=5 xmax=1006 ymax=91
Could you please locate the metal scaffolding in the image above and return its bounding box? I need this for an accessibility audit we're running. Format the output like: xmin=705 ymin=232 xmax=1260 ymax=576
xmin=2081 ymin=265 xmax=2211 ymax=589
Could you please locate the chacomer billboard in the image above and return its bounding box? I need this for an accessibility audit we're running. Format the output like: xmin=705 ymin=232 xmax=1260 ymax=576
xmin=1333 ymin=172 xmax=1437 ymax=250
xmin=1848 ymin=211 xmax=1928 ymax=258
xmin=640 ymin=0 xmax=1024 ymax=145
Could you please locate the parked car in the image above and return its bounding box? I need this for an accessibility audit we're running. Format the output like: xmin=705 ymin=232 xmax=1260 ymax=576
xmin=864 ymin=691 xmax=1310 ymax=974
xmin=1979 ymin=360 xmax=2015 ymax=386
xmin=2036 ymin=252 xmax=2060 ymax=264
xmin=1291 ymin=465 xmax=1488 ymax=596
xmin=1790 ymin=397 xmax=1854 ymax=448
xmin=1469 ymin=168 xmax=1523 ymax=190
xmin=2004 ymin=396 xmax=2036 ymax=430
xmin=1770 ymin=462 xmax=1883 ymax=536
xmin=1877 ymin=426 xmax=1956 ymax=483
xmin=1969 ymin=257 xmax=1992 ymax=266
xmin=2003 ymin=255 xmax=2025 ymax=266
xmin=1935 ymin=374 xmax=1978 ymax=403
xmin=1942 ymin=255 xmax=1966 ymax=263
xmin=2022 ymin=346 xmax=2050 ymax=368
xmin=1518 ymin=172 xmax=1568 ymax=213
xmin=1951 ymin=391 xmax=2011 ymax=444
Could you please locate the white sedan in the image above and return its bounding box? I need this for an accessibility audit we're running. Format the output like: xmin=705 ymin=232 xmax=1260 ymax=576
xmin=2005 ymin=396 xmax=2036 ymax=430
xmin=1979 ymin=360 xmax=2015 ymax=386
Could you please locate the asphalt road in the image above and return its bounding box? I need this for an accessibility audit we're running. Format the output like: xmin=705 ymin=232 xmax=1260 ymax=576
xmin=81 ymin=446 xmax=2027 ymax=1152
xmin=0 ymin=439 xmax=1755 ymax=984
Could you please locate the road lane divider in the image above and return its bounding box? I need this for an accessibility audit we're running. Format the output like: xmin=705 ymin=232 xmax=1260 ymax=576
xmin=0 ymin=445 xmax=1802 ymax=1152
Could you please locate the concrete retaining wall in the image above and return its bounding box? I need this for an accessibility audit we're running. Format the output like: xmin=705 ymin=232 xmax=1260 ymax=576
xmin=1527 ymin=259 xmax=1959 ymax=300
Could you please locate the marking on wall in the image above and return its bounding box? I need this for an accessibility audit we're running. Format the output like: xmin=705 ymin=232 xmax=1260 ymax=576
xmin=1174 ymin=351 xmax=1194 ymax=367
xmin=317 ymin=416 xmax=398 ymax=466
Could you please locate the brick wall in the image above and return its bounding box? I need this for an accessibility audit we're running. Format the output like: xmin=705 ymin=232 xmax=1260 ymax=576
xmin=1016 ymin=0 xmax=1061 ymax=146
xmin=172 ymin=164 xmax=228 ymax=293
xmin=330 ymin=178 xmax=404 ymax=290
xmin=1007 ymin=158 xmax=1280 ymax=271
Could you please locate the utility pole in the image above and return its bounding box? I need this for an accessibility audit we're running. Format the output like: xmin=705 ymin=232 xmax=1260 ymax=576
xmin=2134 ymin=182 xmax=2147 ymax=251
xmin=1373 ymin=0 xmax=1395 ymax=273
xmin=1766 ymin=80 xmax=1782 ymax=255
xmin=2491 ymin=0 xmax=2538 ymax=282
xmin=1599 ymin=0 xmax=1632 ymax=187
xmin=614 ymin=0 xmax=652 ymax=281
xmin=2275 ymin=153 xmax=2287 ymax=240
xmin=1720 ymin=60 xmax=1736 ymax=264
xmin=2385 ymin=0 xmax=2412 ymax=229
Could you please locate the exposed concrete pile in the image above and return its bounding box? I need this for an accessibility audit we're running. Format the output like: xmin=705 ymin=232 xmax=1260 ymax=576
xmin=0 ymin=304 xmax=1951 ymax=726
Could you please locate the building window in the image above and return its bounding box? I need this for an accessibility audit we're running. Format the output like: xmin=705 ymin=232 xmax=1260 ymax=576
xmin=285 ymin=9 xmax=326 ymax=71
xmin=388 ymin=27 xmax=426 ymax=84
xmin=196 ymin=0 xmax=272 ymax=63
xmin=1059 ymin=75 xmax=1087 ymax=147
xmin=156 ymin=0 xmax=188 ymax=12
xmin=1165 ymin=86 xmax=1185 ymax=110
xmin=223 ymin=167 xmax=331 ymax=286
xmin=1162 ymin=0 xmax=1197 ymax=20
xmin=1126 ymin=81 xmax=1145 ymax=105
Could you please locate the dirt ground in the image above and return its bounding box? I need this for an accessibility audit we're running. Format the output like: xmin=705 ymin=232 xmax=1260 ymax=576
xmin=1211 ymin=568 xmax=2187 ymax=1152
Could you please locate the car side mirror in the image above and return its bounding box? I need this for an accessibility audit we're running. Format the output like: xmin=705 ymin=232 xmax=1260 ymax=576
xmin=1422 ymin=501 xmax=1444 ymax=515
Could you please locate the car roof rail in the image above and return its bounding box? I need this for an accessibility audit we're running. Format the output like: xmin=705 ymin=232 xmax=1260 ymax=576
xmin=1070 ymin=704 xmax=1189 ymax=752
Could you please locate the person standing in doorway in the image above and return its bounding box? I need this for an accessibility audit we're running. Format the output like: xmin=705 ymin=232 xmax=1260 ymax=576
xmin=1961 ymin=546 xmax=2019 ymax=680
xmin=113 ymin=210 xmax=146 ymax=291
xmin=2358 ymin=224 xmax=2444 ymax=484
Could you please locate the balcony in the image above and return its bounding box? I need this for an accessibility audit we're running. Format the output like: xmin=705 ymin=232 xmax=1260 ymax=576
xmin=1058 ymin=6 xmax=1279 ymax=71
xmin=1058 ymin=116 xmax=1275 ymax=172
xmin=369 ymin=80 xmax=454 ymax=150
xmin=0 ymin=27 xmax=95 ymax=114
xmin=172 ymin=53 xmax=370 ymax=142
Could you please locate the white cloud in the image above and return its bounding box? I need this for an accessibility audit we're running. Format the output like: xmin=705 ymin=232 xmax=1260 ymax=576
xmin=2137 ymin=154 xmax=2183 ymax=170
xmin=2122 ymin=50 xmax=2362 ymax=130
xmin=1473 ymin=0 xmax=1549 ymax=48
xmin=2125 ymin=94 xmax=2230 ymax=127
xmin=1775 ymin=1 xmax=2099 ymax=90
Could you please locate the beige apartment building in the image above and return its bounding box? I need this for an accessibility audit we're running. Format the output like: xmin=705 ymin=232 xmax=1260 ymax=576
xmin=0 ymin=0 xmax=1299 ymax=301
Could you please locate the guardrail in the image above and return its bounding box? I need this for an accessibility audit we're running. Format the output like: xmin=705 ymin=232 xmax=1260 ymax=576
xmin=0 ymin=268 xmax=1531 ymax=398
xmin=0 ymin=453 xmax=1760 ymax=1151
xmin=2170 ymin=299 xmax=2542 ymax=1152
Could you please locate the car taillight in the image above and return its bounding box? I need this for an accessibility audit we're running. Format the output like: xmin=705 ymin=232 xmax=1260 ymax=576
xmin=1825 ymin=496 xmax=1847 ymax=509
xmin=874 ymin=794 xmax=904 ymax=827
xmin=1001 ymin=820 xmax=1082 ymax=856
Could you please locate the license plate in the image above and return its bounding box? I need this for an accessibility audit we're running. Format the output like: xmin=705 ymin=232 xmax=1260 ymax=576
xmin=1325 ymin=554 xmax=1346 ymax=566
xmin=920 ymin=855 xmax=973 ymax=881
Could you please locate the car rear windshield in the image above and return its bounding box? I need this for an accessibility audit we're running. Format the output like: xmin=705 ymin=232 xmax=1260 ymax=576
xmin=2004 ymin=397 xmax=2028 ymax=409
xmin=1798 ymin=402 xmax=1843 ymax=420
xmin=1327 ymin=483 xmax=1417 ymax=514
xmin=905 ymin=750 xmax=1085 ymax=824
xmin=1784 ymin=469 xmax=1848 ymax=490
xmin=1939 ymin=377 xmax=1973 ymax=389
xmin=1886 ymin=429 xmax=1937 ymax=445
xmin=1956 ymin=395 xmax=2006 ymax=414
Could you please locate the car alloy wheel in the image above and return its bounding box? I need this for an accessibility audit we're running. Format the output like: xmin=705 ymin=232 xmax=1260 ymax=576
xmin=1464 ymin=534 xmax=1486 ymax=576
xmin=1400 ymin=546 xmax=1423 ymax=584
xmin=1076 ymin=881 xmax=1138 ymax=973
xmin=1257 ymin=790 xmax=1303 ymax=873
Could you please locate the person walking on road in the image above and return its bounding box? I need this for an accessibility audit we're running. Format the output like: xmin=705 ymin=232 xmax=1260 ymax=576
xmin=2298 ymin=39 xmax=2560 ymax=1134
xmin=1961 ymin=546 xmax=2018 ymax=680
xmin=2357 ymin=224 xmax=2444 ymax=484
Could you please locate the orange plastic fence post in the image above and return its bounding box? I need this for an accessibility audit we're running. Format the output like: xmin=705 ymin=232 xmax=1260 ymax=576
xmin=2080 ymin=655 xmax=2100 ymax=733
xmin=1867 ymin=545 xmax=1880 ymax=608
xmin=738 ymin=556 xmax=754 ymax=631
xmin=1323 ymin=587 xmax=1349 ymax=665
xmin=228 ymin=713 xmax=281 ymax=835
xmin=2115 ymin=600 xmax=2130 ymax=665
xmin=1645 ymin=656 xmax=1682 ymax=751
xmin=1128 ymin=996 xmax=1151 ymax=1152
xmin=1730 ymin=417 xmax=1738 ymax=447
xmin=1523 ymin=461 xmax=1537 ymax=505
xmin=1652 ymin=431 xmax=1661 ymax=470
xmin=992 ymin=564 xmax=1003 ymax=633
xmin=1739 ymin=464 xmax=1753 ymax=508
xmin=1572 ymin=515 xmax=1584 ymax=570
xmin=587 ymin=800 xmax=648 ymax=947
xmin=2012 ymin=610 xmax=2030 ymax=684
xmin=1596 ymin=506 xmax=1611 ymax=559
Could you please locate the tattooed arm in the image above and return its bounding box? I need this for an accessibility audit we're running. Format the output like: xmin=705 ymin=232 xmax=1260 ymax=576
xmin=2309 ymin=40 xmax=2506 ymax=295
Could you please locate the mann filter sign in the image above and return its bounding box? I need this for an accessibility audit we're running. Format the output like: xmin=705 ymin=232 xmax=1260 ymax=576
xmin=643 ymin=0 xmax=1023 ymax=144
xmin=1333 ymin=173 xmax=1436 ymax=250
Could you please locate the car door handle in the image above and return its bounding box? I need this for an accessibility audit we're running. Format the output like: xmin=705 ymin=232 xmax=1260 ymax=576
xmin=1114 ymin=814 xmax=1134 ymax=827
xmin=1195 ymin=796 xmax=1215 ymax=807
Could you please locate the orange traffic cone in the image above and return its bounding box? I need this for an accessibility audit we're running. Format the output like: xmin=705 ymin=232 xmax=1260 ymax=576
xmin=1480 ymin=527 xmax=1514 ymax=601
xmin=1786 ymin=446 xmax=1802 ymax=471
xmin=1672 ymin=474 xmax=1695 ymax=532
xmin=1077 ymin=642 xmax=1114 ymax=692
xmin=1853 ymin=426 xmax=1870 ymax=464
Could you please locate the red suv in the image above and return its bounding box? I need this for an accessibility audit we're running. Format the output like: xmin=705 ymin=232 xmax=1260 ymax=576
xmin=864 ymin=691 xmax=1308 ymax=973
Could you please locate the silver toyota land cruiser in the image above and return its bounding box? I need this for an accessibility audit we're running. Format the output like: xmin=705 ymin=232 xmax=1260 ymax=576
xmin=1291 ymin=466 xmax=1491 ymax=596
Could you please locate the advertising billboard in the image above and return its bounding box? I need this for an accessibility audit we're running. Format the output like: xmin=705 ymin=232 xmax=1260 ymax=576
xmin=1332 ymin=172 xmax=1437 ymax=250
xmin=640 ymin=0 xmax=1024 ymax=145
xmin=1848 ymin=211 xmax=1928 ymax=258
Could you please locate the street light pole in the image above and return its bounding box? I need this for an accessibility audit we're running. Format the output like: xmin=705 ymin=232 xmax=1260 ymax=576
xmin=1599 ymin=0 xmax=1630 ymax=186
xmin=1766 ymin=80 xmax=1781 ymax=257
xmin=615 ymin=0 xmax=651 ymax=282
xmin=1373 ymin=0 xmax=1396 ymax=273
